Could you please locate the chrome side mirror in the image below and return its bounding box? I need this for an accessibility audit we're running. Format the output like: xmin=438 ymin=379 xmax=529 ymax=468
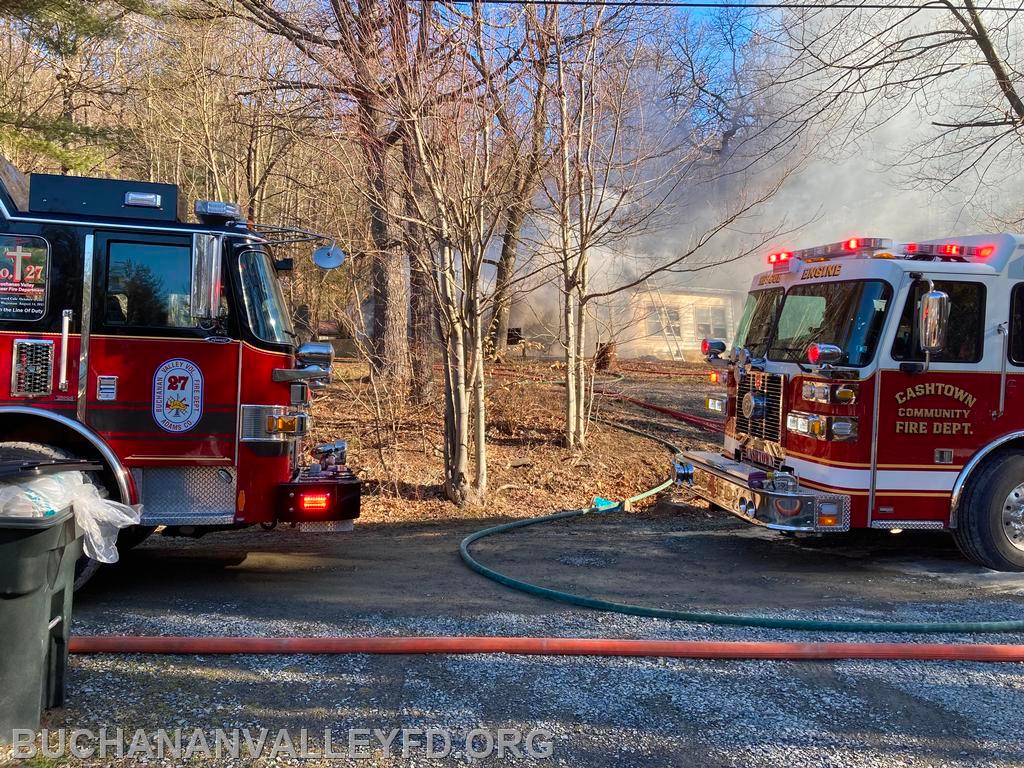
xmin=191 ymin=233 xmax=223 ymax=321
xmin=313 ymin=244 xmax=346 ymax=270
xmin=919 ymin=289 xmax=950 ymax=353
xmin=297 ymin=341 xmax=334 ymax=369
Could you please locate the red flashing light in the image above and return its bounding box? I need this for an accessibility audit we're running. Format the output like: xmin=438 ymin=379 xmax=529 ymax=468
xmin=905 ymin=243 xmax=918 ymax=253
xmin=768 ymin=251 xmax=792 ymax=265
xmin=807 ymin=343 xmax=821 ymax=365
xmin=701 ymin=338 xmax=710 ymax=356
xmin=299 ymin=492 xmax=331 ymax=512
xmin=977 ymin=245 xmax=995 ymax=258
xmin=844 ymin=238 xmax=860 ymax=251
xmin=939 ymin=244 xmax=962 ymax=256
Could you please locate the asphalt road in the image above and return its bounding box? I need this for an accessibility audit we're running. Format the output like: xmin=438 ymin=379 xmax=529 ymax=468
xmin=30 ymin=505 xmax=1024 ymax=767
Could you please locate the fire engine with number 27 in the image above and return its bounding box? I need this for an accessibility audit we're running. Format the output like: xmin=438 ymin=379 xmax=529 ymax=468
xmin=676 ymin=234 xmax=1024 ymax=571
xmin=0 ymin=166 xmax=360 ymax=588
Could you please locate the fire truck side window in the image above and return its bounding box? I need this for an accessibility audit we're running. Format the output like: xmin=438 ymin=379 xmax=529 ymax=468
xmin=891 ymin=281 xmax=984 ymax=363
xmin=1009 ymin=283 xmax=1024 ymax=365
xmin=104 ymin=241 xmax=193 ymax=328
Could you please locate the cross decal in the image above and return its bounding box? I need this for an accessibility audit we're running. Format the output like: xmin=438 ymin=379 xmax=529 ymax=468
xmin=4 ymin=245 xmax=31 ymax=282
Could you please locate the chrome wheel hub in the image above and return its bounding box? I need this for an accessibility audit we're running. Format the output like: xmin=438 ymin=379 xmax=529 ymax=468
xmin=1001 ymin=484 xmax=1024 ymax=552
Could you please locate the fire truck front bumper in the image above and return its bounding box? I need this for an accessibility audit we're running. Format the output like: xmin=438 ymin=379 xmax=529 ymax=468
xmin=674 ymin=451 xmax=851 ymax=533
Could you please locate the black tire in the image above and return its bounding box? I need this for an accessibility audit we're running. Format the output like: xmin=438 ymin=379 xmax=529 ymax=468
xmin=953 ymin=451 xmax=1024 ymax=571
xmin=0 ymin=441 xmax=103 ymax=590
xmin=117 ymin=525 xmax=157 ymax=551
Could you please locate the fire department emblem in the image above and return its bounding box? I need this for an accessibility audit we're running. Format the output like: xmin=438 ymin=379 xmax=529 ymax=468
xmin=152 ymin=358 xmax=203 ymax=433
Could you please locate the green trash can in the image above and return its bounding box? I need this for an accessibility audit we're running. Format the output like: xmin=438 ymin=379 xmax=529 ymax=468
xmin=0 ymin=507 xmax=82 ymax=744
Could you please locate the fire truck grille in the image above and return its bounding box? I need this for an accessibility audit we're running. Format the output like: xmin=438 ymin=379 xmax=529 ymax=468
xmin=11 ymin=339 xmax=54 ymax=397
xmin=735 ymin=371 xmax=784 ymax=443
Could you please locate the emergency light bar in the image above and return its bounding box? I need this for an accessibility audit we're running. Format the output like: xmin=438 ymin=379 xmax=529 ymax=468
xmin=903 ymin=242 xmax=995 ymax=260
xmin=792 ymin=237 xmax=892 ymax=260
xmin=195 ymin=199 xmax=242 ymax=225
xmin=767 ymin=237 xmax=892 ymax=270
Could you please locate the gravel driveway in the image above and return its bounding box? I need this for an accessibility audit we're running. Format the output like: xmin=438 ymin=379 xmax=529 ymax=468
xmin=13 ymin=505 xmax=1023 ymax=768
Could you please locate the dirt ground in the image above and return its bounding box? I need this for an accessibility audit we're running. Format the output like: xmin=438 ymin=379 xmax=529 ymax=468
xmin=310 ymin=361 xmax=674 ymax=523
xmin=9 ymin=363 xmax=1024 ymax=767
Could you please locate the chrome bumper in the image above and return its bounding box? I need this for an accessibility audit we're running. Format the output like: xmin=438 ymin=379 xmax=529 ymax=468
xmin=674 ymin=451 xmax=851 ymax=532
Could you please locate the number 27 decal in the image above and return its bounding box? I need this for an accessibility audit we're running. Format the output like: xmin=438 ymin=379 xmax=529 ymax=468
xmin=153 ymin=358 xmax=203 ymax=433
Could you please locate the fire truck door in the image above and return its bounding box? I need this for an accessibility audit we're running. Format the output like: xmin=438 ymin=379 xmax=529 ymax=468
xmin=874 ymin=278 xmax=998 ymax=519
xmin=83 ymin=231 xmax=240 ymax=465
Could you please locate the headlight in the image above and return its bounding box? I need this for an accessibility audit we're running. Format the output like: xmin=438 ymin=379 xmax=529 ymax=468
xmin=706 ymin=396 xmax=726 ymax=414
xmin=787 ymin=411 xmax=857 ymax=441
xmin=829 ymin=418 xmax=858 ymax=441
xmin=801 ymin=381 xmax=858 ymax=405
xmin=801 ymin=382 xmax=830 ymax=403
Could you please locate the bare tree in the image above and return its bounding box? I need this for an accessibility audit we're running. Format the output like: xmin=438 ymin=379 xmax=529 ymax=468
xmin=483 ymin=3 xmax=555 ymax=361
xmin=198 ymin=0 xmax=418 ymax=391
xmin=539 ymin=4 xmax=794 ymax=450
xmin=765 ymin=1 xmax=1024 ymax=220
xmin=396 ymin=2 xmax=522 ymax=504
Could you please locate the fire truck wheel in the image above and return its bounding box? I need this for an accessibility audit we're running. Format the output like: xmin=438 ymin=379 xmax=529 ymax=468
xmin=954 ymin=451 xmax=1024 ymax=572
xmin=0 ymin=441 xmax=109 ymax=590
xmin=117 ymin=525 xmax=157 ymax=551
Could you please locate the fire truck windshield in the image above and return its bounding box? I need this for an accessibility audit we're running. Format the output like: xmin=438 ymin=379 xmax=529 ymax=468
xmin=238 ymin=249 xmax=295 ymax=345
xmin=768 ymin=280 xmax=892 ymax=367
xmin=733 ymin=288 xmax=783 ymax=357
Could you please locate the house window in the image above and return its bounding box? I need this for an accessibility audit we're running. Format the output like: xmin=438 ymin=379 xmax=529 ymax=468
xmin=646 ymin=307 xmax=682 ymax=337
xmin=695 ymin=304 xmax=728 ymax=340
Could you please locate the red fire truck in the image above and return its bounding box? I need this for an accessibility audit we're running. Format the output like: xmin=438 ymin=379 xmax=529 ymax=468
xmin=0 ymin=168 xmax=360 ymax=584
xmin=677 ymin=235 xmax=1024 ymax=571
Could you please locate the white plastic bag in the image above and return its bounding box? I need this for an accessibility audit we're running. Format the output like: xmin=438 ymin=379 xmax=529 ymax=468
xmin=0 ymin=470 xmax=142 ymax=563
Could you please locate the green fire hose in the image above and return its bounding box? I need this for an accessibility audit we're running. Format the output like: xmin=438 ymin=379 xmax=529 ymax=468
xmin=460 ymin=419 xmax=1024 ymax=634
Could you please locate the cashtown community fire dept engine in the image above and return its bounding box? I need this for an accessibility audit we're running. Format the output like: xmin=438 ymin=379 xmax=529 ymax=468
xmin=0 ymin=167 xmax=359 ymax=582
xmin=677 ymin=234 xmax=1024 ymax=571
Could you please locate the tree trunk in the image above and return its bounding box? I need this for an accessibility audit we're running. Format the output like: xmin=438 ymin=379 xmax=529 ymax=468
xmin=409 ymin=254 xmax=434 ymax=402
xmin=437 ymin=239 xmax=470 ymax=505
xmin=359 ymin=91 xmax=411 ymax=392
xmin=470 ymin=296 xmax=487 ymax=497
xmin=487 ymin=204 xmax=526 ymax=360
xmin=563 ymin=286 xmax=579 ymax=450
xmin=573 ymin=293 xmax=587 ymax=449
xmin=403 ymin=138 xmax=435 ymax=404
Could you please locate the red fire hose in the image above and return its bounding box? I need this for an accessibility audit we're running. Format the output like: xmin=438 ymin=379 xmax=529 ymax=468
xmin=68 ymin=635 xmax=1024 ymax=662
xmin=616 ymin=363 xmax=710 ymax=378
xmin=603 ymin=393 xmax=725 ymax=433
